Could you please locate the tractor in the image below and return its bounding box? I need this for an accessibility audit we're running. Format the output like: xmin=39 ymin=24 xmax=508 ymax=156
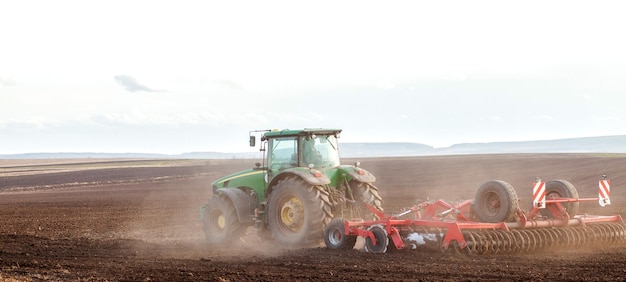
xmin=201 ymin=128 xmax=383 ymax=246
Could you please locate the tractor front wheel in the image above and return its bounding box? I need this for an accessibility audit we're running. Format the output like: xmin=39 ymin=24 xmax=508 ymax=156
xmin=202 ymin=195 xmax=244 ymax=244
xmin=267 ymin=176 xmax=332 ymax=246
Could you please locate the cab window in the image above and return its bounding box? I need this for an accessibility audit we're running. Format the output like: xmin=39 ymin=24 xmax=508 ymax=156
xmin=269 ymin=137 xmax=297 ymax=170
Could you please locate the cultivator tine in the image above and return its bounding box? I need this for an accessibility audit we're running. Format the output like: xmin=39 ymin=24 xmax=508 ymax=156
xmin=535 ymin=229 xmax=553 ymax=249
xmin=491 ymin=231 xmax=503 ymax=254
xmin=454 ymin=223 xmax=626 ymax=254
xmin=527 ymin=230 xmax=540 ymax=252
xmin=515 ymin=230 xmax=531 ymax=253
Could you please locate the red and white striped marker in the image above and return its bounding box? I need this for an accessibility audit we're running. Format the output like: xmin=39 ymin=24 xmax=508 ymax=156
xmin=533 ymin=179 xmax=546 ymax=209
xmin=599 ymin=178 xmax=611 ymax=207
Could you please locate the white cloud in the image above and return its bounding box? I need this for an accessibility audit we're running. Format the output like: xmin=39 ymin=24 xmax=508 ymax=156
xmin=114 ymin=75 xmax=160 ymax=93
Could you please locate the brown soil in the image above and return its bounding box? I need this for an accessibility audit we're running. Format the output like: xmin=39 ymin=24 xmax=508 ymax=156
xmin=1 ymin=154 xmax=626 ymax=281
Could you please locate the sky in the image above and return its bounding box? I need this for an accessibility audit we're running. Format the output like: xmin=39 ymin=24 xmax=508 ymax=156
xmin=1 ymin=1 xmax=626 ymax=154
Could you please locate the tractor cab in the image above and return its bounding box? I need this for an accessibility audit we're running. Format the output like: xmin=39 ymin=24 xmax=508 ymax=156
xmin=251 ymin=129 xmax=341 ymax=179
xmin=268 ymin=131 xmax=339 ymax=169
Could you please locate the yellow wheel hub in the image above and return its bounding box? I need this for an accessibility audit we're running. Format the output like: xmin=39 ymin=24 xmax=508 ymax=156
xmin=280 ymin=196 xmax=304 ymax=232
xmin=217 ymin=213 xmax=226 ymax=229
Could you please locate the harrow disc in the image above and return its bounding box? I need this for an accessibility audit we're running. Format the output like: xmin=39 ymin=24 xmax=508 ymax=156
xmin=364 ymin=225 xmax=389 ymax=253
xmin=324 ymin=219 xmax=357 ymax=250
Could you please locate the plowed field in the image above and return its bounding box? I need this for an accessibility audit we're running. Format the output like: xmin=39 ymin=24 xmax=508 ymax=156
xmin=1 ymin=154 xmax=626 ymax=281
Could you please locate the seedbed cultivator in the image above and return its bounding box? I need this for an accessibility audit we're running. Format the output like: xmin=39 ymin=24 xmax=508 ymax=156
xmin=324 ymin=176 xmax=626 ymax=254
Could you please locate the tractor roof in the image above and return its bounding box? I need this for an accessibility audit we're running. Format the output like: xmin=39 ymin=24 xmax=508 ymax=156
xmin=263 ymin=128 xmax=342 ymax=138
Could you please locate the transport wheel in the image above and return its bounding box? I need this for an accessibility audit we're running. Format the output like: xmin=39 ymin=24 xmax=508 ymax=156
xmin=350 ymin=181 xmax=384 ymax=220
xmin=267 ymin=176 xmax=332 ymax=246
xmin=473 ymin=180 xmax=519 ymax=223
xmin=364 ymin=225 xmax=389 ymax=253
xmin=324 ymin=218 xmax=357 ymax=249
xmin=203 ymin=195 xmax=244 ymax=244
xmin=541 ymin=180 xmax=579 ymax=218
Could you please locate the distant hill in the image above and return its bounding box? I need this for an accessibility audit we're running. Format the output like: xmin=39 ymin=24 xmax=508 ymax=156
xmin=1 ymin=135 xmax=625 ymax=159
xmin=433 ymin=135 xmax=626 ymax=155
xmin=339 ymin=142 xmax=433 ymax=157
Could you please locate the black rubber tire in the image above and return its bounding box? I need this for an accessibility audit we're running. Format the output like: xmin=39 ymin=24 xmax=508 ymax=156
xmin=540 ymin=179 xmax=579 ymax=218
xmin=267 ymin=176 xmax=332 ymax=246
xmin=473 ymin=180 xmax=519 ymax=223
xmin=364 ymin=225 xmax=388 ymax=253
xmin=324 ymin=218 xmax=357 ymax=250
xmin=202 ymin=195 xmax=244 ymax=244
xmin=350 ymin=181 xmax=384 ymax=220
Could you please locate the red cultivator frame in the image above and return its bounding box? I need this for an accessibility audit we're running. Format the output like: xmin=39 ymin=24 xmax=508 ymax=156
xmin=324 ymin=176 xmax=625 ymax=254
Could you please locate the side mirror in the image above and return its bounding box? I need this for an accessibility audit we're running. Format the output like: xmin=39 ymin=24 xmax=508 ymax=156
xmin=249 ymin=136 xmax=256 ymax=147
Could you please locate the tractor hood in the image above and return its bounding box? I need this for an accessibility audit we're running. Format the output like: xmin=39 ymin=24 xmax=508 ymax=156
xmin=211 ymin=168 xmax=266 ymax=192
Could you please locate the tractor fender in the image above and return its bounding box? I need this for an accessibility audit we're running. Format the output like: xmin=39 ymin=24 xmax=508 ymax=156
xmin=215 ymin=188 xmax=253 ymax=224
xmin=343 ymin=166 xmax=376 ymax=183
xmin=269 ymin=169 xmax=331 ymax=188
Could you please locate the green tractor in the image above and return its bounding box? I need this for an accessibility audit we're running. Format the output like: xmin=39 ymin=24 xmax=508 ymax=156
xmin=201 ymin=128 xmax=383 ymax=246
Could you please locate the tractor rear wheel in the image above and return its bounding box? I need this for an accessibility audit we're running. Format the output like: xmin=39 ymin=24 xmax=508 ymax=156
xmin=203 ymin=195 xmax=244 ymax=244
xmin=473 ymin=180 xmax=519 ymax=223
xmin=350 ymin=181 xmax=384 ymax=220
xmin=324 ymin=218 xmax=357 ymax=250
xmin=541 ymin=179 xmax=579 ymax=218
xmin=267 ymin=176 xmax=332 ymax=246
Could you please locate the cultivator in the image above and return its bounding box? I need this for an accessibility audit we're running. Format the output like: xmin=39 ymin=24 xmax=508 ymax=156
xmin=324 ymin=176 xmax=626 ymax=254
